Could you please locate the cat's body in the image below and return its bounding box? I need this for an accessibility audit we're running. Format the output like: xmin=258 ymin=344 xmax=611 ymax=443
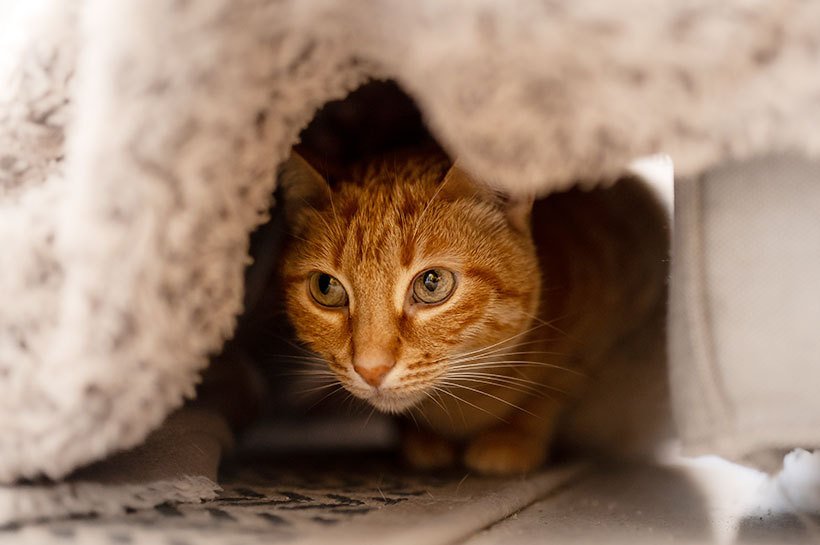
xmin=279 ymin=147 xmax=669 ymax=474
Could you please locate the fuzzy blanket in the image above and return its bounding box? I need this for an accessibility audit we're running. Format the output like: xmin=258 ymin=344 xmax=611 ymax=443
xmin=2 ymin=0 xmax=820 ymax=525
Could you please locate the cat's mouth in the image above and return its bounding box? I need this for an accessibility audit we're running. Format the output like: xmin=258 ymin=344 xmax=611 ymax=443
xmin=361 ymin=389 xmax=425 ymax=414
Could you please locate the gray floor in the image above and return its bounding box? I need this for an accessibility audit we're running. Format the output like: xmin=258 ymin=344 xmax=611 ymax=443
xmin=469 ymin=457 xmax=820 ymax=545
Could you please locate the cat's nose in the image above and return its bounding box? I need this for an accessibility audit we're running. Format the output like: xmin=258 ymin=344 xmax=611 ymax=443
xmin=353 ymin=350 xmax=396 ymax=388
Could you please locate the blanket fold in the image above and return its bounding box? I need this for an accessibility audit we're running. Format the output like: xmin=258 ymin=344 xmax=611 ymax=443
xmin=0 ymin=407 xmax=231 ymax=526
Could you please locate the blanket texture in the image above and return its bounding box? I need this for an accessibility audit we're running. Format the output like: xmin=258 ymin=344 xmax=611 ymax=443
xmin=1 ymin=0 xmax=820 ymax=523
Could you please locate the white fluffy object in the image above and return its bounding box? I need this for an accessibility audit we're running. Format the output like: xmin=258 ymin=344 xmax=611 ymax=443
xmin=773 ymin=449 xmax=820 ymax=514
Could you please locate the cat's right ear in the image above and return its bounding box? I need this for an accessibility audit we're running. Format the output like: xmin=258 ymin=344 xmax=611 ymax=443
xmin=442 ymin=162 xmax=533 ymax=234
xmin=277 ymin=152 xmax=330 ymax=222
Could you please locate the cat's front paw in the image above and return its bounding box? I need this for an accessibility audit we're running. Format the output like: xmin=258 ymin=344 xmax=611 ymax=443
xmin=402 ymin=429 xmax=457 ymax=471
xmin=464 ymin=430 xmax=547 ymax=475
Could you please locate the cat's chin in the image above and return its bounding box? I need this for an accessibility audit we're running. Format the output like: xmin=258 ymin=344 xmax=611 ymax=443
xmin=364 ymin=390 xmax=425 ymax=414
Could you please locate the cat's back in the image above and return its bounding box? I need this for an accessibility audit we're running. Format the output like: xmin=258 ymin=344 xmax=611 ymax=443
xmin=532 ymin=177 xmax=670 ymax=352
xmin=538 ymin=180 xmax=672 ymax=459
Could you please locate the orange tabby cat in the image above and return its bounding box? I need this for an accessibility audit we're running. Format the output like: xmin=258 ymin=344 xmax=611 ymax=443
xmin=278 ymin=148 xmax=668 ymax=475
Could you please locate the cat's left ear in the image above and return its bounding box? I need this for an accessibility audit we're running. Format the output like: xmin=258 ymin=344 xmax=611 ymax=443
xmin=278 ymin=152 xmax=330 ymax=222
xmin=441 ymin=162 xmax=533 ymax=234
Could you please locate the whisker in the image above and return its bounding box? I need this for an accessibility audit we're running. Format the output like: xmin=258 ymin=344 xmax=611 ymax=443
xmin=286 ymin=231 xmax=323 ymax=250
xmin=410 ymin=169 xmax=452 ymax=243
xmin=432 ymin=388 xmax=457 ymax=427
xmin=324 ymin=165 xmax=340 ymax=233
xmin=407 ymin=409 xmax=420 ymax=430
xmin=450 ymin=350 xmax=567 ymax=362
xmin=438 ymin=380 xmax=539 ymax=418
xmin=341 ymin=391 xmax=364 ymax=417
xmin=446 ymin=351 xmax=569 ymax=368
xmin=411 ymin=404 xmax=434 ymax=428
xmin=275 ymin=338 xmax=320 ymax=358
xmin=444 ymin=320 xmax=564 ymax=363
xmin=363 ymin=405 xmax=377 ymax=428
xmin=296 ymin=382 xmax=344 ymax=396
xmin=298 ymin=196 xmax=336 ymax=241
xmin=284 ymin=371 xmax=336 ymax=379
xmin=275 ymin=365 xmax=330 ymax=375
xmin=447 ymin=339 xmax=555 ymax=361
xmin=401 ymin=376 xmax=543 ymax=398
xmin=445 ymin=372 xmax=566 ymax=397
xmin=279 ymin=366 xmax=334 ymax=375
xmin=434 ymin=386 xmax=507 ymax=424
xmin=448 ymin=361 xmax=585 ymax=376
xmin=446 ymin=370 xmax=547 ymax=388
xmin=444 ymin=375 xmax=542 ymax=398
xmin=305 ymin=384 xmax=347 ymax=410
xmin=421 ymin=390 xmax=448 ymax=414
xmin=272 ymin=354 xmax=327 ymax=363
xmin=516 ymin=309 xmax=574 ymax=340
xmin=287 ymin=376 xmax=338 ymax=386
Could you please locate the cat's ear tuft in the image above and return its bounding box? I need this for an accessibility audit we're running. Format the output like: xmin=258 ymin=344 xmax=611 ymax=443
xmin=278 ymin=152 xmax=330 ymax=221
xmin=440 ymin=162 xmax=495 ymax=202
xmin=441 ymin=162 xmax=533 ymax=234
xmin=504 ymin=194 xmax=534 ymax=234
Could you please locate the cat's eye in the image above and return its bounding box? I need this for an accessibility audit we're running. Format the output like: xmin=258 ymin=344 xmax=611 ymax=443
xmin=308 ymin=272 xmax=348 ymax=307
xmin=412 ymin=269 xmax=456 ymax=305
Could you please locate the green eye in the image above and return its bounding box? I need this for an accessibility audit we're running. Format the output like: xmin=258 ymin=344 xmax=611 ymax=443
xmin=412 ymin=269 xmax=456 ymax=304
xmin=309 ymin=272 xmax=348 ymax=307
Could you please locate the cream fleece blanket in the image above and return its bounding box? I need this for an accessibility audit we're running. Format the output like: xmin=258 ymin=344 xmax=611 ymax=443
xmin=1 ymin=0 xmax=819 ymax=524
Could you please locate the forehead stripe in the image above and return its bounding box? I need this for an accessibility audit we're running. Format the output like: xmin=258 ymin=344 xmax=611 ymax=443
xmin=400 ymin=234 xmax=415 ymax=267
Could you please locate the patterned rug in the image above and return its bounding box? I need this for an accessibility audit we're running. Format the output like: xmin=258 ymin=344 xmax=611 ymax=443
xmin=0 ymin=454 xmax=582 ymax=545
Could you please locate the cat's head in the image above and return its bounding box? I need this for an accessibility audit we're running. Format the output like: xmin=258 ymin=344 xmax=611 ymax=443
xmin=278 ymin=152 xmax=540 ymax=413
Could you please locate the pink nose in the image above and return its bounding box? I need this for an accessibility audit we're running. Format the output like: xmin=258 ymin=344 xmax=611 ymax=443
xmin=354 ymin=364 xmax=392 ymax=387
xmin=353 ymin=350 xmax=396 ymax=387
